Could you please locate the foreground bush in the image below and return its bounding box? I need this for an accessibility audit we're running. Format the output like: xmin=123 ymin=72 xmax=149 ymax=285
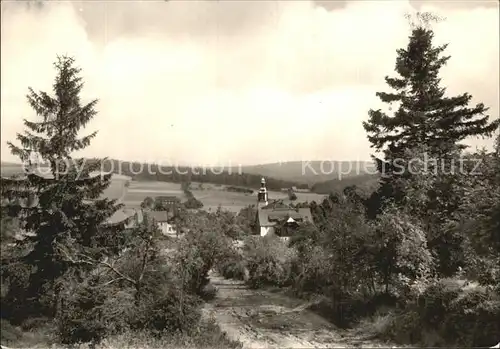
xmin=216 ymin=248 xmax=246 ymax=281
xmin=55 ymin=264 xmax=203 ymax=344
xmin=243 ymin=236 xmax=297 ymax=289
xmin=1 ymin=256 xmax=34 ymax=323
xmin=1 ymin=319 xmax=23 ymax=345
xmin=380 ymin=279 xmax=500 ymax=347
xmin=175 ymin=228 xmax=235 ymax=296
xmin=95 ymin=319 xmax=241 ymax=349
xmin=53 ymin=217 xmax=211 ymax=345
xmin=1 ymin=317 xmax=241 ymax=349
xmin=56 ymin=278 xmax=126 ymax=344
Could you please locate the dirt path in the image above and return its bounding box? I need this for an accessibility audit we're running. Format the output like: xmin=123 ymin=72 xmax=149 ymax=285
xmin=203 ymin=273 xmax=402 ymax=349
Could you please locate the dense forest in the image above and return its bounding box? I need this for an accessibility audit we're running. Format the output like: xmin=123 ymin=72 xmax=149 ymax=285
xmin=101 ymin=160 xmax=304 ymax=191
xmin=310 ymin=173 xmax=380 ymax=194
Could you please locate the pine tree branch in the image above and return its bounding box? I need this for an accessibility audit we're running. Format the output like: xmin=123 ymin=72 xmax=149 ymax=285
xmin=56 ymin=243 xmax=137 ymax=286
xmin=100 ymin=277 xmax=127 ymax=287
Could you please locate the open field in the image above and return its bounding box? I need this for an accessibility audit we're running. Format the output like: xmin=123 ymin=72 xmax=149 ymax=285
xmin=120 ymin=181 xmax=326 ymax=212
xmin=1 ymin=162 xmax=327 ymax=211
xmin=122 ymin=181 xmax=186 ymax=208
xmin=192 ymin=189 xmax=325 ymax=213
xmin=0 ymin=163 xmax=25 ymax=177
xmin=0 ymin=164 xmax=131 ymax=202
xmin=103 ymin=178 xmax=128 ymax=201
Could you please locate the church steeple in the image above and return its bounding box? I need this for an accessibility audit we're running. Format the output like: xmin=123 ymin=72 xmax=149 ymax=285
xmin=257 ymin=177 xmax=268 ymax=208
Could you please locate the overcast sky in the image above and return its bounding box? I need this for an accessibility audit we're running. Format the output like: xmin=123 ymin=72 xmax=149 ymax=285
xmin=1 ymin=0 xmax=498 ymax=166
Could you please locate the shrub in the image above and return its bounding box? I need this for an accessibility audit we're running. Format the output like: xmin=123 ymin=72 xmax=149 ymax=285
xmin=56 ymin=268 xmax=204 ymax=344
xmin=56 ymin=285 xmax=107 ymax=344
xmin=199 ymin=282 xmax=218 ymax=301
xmin=55 ymin=277 xmax=132 ymax=344
xmin=20 ymin=317 xmax=51 ymax=331
xmin=370 ymin=209 xmax=434 ymax=295
xmin=226 ymin=186 xmax=253 ymax=194
xmin=96 ymin=318 xmax=241 ymax=349
xmin=217 ymin=248 xmax=246 ymax=280
xmin=1 ymin=258 xmax=35 ymax=323
xmin=243 ymin=236 xmax=297 ymax=289
xmin=53 ymin=216 xmax=214 ymax=345
xmin=175 ymin=229 xmax=234 ymax=295
xmin=187 ymin=317 xmax=242 ymax=348
xmin=381 ymin=308 xmax=422 ymax=344
xmin=414 ymin=278 xmax=462 ymax=328
xmin=442 ymin=287 xmax=500 ymax=347
xmin=0 ymin=319 xmax=23 ymax=345
xmin=132 ymin=288 xmax=202 ymax=335
xmin=184 ymin=196 xmax=204 ymax=209
xmin=291 ymin=245 xmax=330 ymax=295
xmin=220 ymin=260 xmax=247 ymax=280
xmin=380 ymin=279 xmax=500 ymax=347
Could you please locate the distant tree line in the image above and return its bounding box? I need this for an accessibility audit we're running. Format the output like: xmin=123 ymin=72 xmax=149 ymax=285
xmin=286 ymin=188 xmax=297 ymax=201
xmin=181 ymin=181 xmax=204 ymax=209
xmin=310 ymin=173 xmax=380 ymax=195
xmin=225 ymin=186 xmax=253 ymax=194
xmin=100 ymin=161 xmax=303 ymax=191
xmin=100 ymin=160 xmax=379 ymax=196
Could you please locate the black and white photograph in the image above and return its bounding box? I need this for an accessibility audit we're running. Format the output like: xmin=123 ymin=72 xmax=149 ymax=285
xmin=1 ymin=0 xmax=499 ymax=348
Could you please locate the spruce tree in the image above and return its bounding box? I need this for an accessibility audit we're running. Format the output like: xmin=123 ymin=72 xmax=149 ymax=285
xmin=363 ymin=13 xmax=499 ymax=275
xmin=1 ymin=56 xmax=122 ymax=316
xmin=364 ymin=13 xmax=498 ymax=210
xmin=456 ymin=133 xmax=500 ymax=284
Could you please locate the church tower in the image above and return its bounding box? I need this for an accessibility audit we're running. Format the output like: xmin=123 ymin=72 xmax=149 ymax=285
xmin=257 ymin=177 xmax=268 ymax=209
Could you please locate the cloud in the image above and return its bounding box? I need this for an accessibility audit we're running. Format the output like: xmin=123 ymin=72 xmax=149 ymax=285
xmin=1 ymin=0 xmax=498 ymax=166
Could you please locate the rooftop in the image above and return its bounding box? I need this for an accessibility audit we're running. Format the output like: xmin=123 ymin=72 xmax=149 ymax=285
xmin=155 ymin=196 xmax=180 ymax=201
xmin=257 ymin=202 xmax=313 ymax=227
xmin=105 ymin=208 xmax=137 ymax=225
xmin=148 ymin=210 xmax=174 ymax=222
xmin=261 ymin=200 xmax=290 ymax=210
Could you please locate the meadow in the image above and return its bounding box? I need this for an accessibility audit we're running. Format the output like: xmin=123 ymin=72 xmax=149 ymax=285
xmin=123 ymin=181 xmax=186 ymax=208
xmin=186 ymin=186 xmax=324 ymax=212
xmin=0 ymin=164 xmax=131 ymax=203
xmin=121 ymin=180 xmax=326 ymax=211
xmin=0 ymin=163 xmax=326 ymax=211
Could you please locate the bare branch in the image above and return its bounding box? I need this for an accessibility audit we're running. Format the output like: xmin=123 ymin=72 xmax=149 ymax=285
xmin=138 ymin=238 xmax=154 ymax=284
xmin=100 ymin=277 xmax=126 ymax=287
xmin=56 ymin=243 xmax=137 ymax=286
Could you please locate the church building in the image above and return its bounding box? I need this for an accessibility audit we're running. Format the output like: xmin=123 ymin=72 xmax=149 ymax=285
xmin=254 ymin=178 xmax=313 ymax=238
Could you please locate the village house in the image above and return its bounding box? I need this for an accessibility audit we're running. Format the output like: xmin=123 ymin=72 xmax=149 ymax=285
xmin=105 ymin=208 xmax=143 ymax=229
xmin=254 ymin=178 xmax=313 ymax=241
xmin=147 ymin=210 xmax=178 ymax=236
xmin=280 ymin=186 xmax=310 ymax=193
xmin=150 ymin=195 xmax=180 ymax=211
xmin=140 ymin=195 xmax=181 ymax=236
